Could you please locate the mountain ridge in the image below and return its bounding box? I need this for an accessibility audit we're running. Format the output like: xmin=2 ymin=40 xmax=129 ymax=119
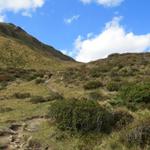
xmin=0 ymin=22 xmax=75 ymax=70
xmin=0 ymin=22 xmax=74 ymax=62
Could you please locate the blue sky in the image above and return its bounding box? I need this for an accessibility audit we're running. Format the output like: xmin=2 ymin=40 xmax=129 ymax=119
xmin=0 ymin=0 xmax=150 ymax=62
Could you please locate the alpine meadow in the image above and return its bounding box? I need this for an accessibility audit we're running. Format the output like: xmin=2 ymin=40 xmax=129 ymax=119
xmin=0 ymin=0 xmax=150 ymax=150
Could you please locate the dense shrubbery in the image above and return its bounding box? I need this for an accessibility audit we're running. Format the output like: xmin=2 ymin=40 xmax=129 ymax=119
xmin=49 ymin=99 xmax=113 ymax=133
xmin=118 ymin=66 xmax=134 ymax=76
xmin=0 ymin=68 xmax=49 ymax=84
xmin=115 ymin=83 xmax=150 ymax=109
xmin=84 ymin=80 xmax=103 ymax=90
xmin=121 ymin=83 xmax=150 ymax=103
xmin=61 ymin=67 xmax=86 ymax=83
xmin=112 ymin=109 xmax=134 ymax=130
xmin=89 ymin=68 xmax=103 ymax=78
xmin=124 ymin=120 xmax=150 ymax=149
xmin=89 ymin=66 xmax=110 ymax=77
xmin=106 ymin=81 xmax=121 ymax=91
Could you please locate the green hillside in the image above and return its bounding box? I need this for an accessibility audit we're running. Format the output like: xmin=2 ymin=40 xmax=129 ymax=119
xmin=0 ymin=23 xmax=74 ymax=70
xmin=0 ymin=23 xmax=150 ymax=150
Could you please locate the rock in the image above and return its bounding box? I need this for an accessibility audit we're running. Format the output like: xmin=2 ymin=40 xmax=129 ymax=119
xmin=9 ymin=123 xmax=22 ymax=131
xmin=0 ymin=128 xmax=15 ymax=136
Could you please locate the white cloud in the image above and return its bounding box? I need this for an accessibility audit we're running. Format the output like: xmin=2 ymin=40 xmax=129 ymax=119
xmin=0 ymin=0 xmax=45 ymax=20
xmin=0 ymin=14 xmax=5 ymax=22
xmin=80 ymin=0 xmax=124 ymax=7
xmin=64 ymin=15 xmax=80 ymax=24
xmin=74 ymin=16 xmax=150 ymax=62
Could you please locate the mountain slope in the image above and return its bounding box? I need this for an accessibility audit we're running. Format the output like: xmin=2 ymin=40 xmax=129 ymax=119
xmin=0 ymin=23 xmax=74 ymax=70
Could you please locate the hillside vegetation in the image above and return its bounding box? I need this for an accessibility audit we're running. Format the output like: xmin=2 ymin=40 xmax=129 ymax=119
xmin=0 ymin=23 xmax=75 ymax=70
xmin=0 ymin=23 xmax=150 ymax=150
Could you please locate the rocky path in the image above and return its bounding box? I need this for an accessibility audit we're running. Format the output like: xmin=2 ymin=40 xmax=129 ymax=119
xmin=0 ymin=118 xmax=47 ymax=150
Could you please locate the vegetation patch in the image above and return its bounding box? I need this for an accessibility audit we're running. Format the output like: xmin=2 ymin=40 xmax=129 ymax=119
xmin=88 ymin=91 xmax=104 ymax=101
xmin=49 ymin=99 xmax=113 ymax=133
xmin=123 ymin=120 xmax=150 ymax=149
xmin=106 ymin=81 xmax=121 ymax=92
xmin=84 ymin=80 xmax=103 ymax=90
xmin=30 ymin=92 xmax=63 ymax=104
xmin=13 ymin=92 xmax=31 ymax=99
xmin=112 ymin=108 xmax=134 ymax=130
xmin=114 ymin=82 xmax=150 ymax=109
xmin=0 ymin=107 xmax=13 ymax=113
xmin=30 ymin=96 xmax=47 ymax=104
xmin=45 ymin=91 xmax=63 ymax=101
xmin=35 ymin=78 xmax=45 ymax=84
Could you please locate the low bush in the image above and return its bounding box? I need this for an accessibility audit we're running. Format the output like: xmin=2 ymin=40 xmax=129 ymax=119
xmin=30 ymin=96 xmax=46 ymax=103
xmin=115 ymin=83 xmax=150 ymax=109
xmin=118 ymin=66 xmax=134 ymax=76
xmin=89 ymin=67 xmax=103 ymax=77
xmin=27 ymin=139 xmax=42 ymax=149
xmin=30 ymin=92 xmax=63 ymax=104
xmin=113 ymin=109 xmax=134 ymax=130
xmin=84 ymin=80 xmax=103 ymax=90
xmin=45 ymin=92 xmax=63 ymax=101
xmin=13 ymin=92 xmax=31 ymax=99
xmin=106 ymin=81 xmax=121 ymax=92
xmin=125 ymin=120 xmax=150 ymax=149
xmin=111 ymin=83 xmax=150 ymax=111
xmin=88 ymin=91 xmax=104 ymax=101
xmin=35 ymin=78 xmax=45 ymax=84
xmin=49 ymin=99 xmax=113 ymax=133
xmin=61 ymin=67 xmax=86 ymax=83
xmin=0 ymin=81 xmax=8 ymax=90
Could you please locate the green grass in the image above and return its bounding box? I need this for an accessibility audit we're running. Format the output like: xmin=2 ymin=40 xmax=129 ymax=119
xmin=0 ymin=52 xmax=150 ymax=149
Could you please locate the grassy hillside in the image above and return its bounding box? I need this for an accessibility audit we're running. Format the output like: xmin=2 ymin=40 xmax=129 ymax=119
xmin=0 ymin=52 xmax=149 ymax=150
xmin=0 ymin=23 xmax=149 ymax=150
xmin=0 ymin=23 xmax=75 ymax=70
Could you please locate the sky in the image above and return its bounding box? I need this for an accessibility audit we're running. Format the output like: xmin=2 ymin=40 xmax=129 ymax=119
xmin=0 ymin=0 xmax=150 ymax=62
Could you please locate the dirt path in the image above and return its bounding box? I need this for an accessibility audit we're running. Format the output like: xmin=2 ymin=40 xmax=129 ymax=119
xmin=0 ymin=118 xmax=47 ymax=150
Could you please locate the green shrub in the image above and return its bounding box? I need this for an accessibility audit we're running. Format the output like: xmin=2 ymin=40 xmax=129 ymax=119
xmin=30 ymin=96 xmax=46 ymax=103
xmin=115 ymin=83 xmax=150 ymax=109
xmin=106 ymin=81 xmax=121 ymax=91
xmin=45 ymin=92 xmax=63 ymax=101
xmin=89 ymin=68 xmax=103 ymax=77
xmin=89 ymin=65 xmax=111 ymax=78
xmin=13 ymin=92 xmax=31 ymax=99
xmin=24 ymin=74 xmax=37 ymax=81
xmin=84 ymin=80 xmax=103 ymax=90
xmin=35 ymin=78 xmax=45 ymax=84
xmin=30 ymin=92 xmax=63 ymax=104
xmin=27 ymin=139 xmax=42 ymax=149
xmin=88 ymin=91 xmax=104 ymax=101
xmin=113 ymin=109 xmax=134 ymax=130
xmin=0 ymin=81 xmax=8 ymax=90
xmin=118 ymin=67 xmax=134 ymax=76
xmin=125 ymin=120 xmax=150 ymax=149
xmin=113 ymin=83 xmax=150 ymax=111
xmin=49 ymin=99 xmax=113 ymax=133
xmin=61 ymin=67 xmax=86 ymax=83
